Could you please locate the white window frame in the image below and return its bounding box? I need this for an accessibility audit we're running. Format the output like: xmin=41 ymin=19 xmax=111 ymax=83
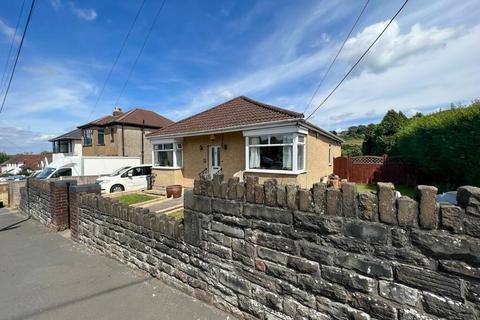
xmin=151 ymin=139 xmax=183 ymax=169
xmin=244 ymin=132 xmax=307 ymax=174
xmin=328 ymin=144 xmax=332 ymax=166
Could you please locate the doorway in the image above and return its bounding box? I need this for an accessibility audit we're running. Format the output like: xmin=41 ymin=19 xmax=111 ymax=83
xmin=208 ymin=145 xmax=221 ymax=177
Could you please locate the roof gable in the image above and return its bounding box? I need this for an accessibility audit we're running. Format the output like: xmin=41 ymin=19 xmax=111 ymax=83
xmin=148 ymin=96 xmax=303 ymax=137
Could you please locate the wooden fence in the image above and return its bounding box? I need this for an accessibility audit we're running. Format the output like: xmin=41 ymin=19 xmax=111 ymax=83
xmin=333 ymin=155 xmax=417 ymax=185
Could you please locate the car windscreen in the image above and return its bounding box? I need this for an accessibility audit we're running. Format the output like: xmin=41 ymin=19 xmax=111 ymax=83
xmin=109 ymin=166 xmax=131 ymax=176
xmin=36 ymin=167 xmax=56 ymax=179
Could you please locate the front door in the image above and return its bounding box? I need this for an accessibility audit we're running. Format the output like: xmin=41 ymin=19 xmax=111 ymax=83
xmin=209 ymin=145 xmax=221 ymax=177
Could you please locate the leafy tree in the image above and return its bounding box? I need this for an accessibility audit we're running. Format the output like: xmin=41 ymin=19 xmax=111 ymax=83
xmin=393 ymin=100 xmax=480 ymax=187
xmin=362 ymin=110 xmax=408 ymax=155
xmin=0 ymin=152 xmax=10 ymax=164
xmin=341 ymin=144 xmax=362 ymax=157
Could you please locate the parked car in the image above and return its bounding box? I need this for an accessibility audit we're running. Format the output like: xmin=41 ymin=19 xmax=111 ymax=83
xmin=0 ymin=175 xmax=26 ymax=182
xmin=96 ymin=165 xmax=152 ymax=193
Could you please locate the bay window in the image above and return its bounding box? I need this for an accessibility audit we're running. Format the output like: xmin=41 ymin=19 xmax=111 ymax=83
xmin=154 ymin=142 xmax=183 ymax=168
xmin=246 ymin=133 xmax=306 ymax=173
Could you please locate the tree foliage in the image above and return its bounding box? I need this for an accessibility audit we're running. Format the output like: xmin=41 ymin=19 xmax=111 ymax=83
xmin=362 ymin=110 xmax=408 ymax=155
xmin=393 ymin=101 xmax=480 ymax=187
xmin=0 ymin=152 xmax=10 ymax=164
xmin=341 ymin=143 xmax=362 ymax=157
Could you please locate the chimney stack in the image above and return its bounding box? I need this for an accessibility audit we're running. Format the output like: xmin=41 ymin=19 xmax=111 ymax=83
xmin=113 ymin=106 xmax=123 ymax=116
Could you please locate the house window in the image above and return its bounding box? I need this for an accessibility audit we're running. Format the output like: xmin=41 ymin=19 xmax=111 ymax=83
xmin=328 ymin=144 xmax=332 ymax=166
xmin=297 ymin=135 xmax=305 ymax=170
xmin=110 ymin=127 xmax=115 ymax=143
xmin=97 ymin=128 xmax=105 ymax=145
xmin=154 ymin=143 xmax=182 ymax=168
xmin=54 ymin=140 xmax=70 ymax=153
xmin=246 ymin=134 xmax=305 ymax=172
xmin=83 ymin=129 xmax=93 ymax=146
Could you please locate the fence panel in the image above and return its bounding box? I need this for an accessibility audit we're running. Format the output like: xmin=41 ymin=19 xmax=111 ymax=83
xmin=334 ymin=155 xmax=417 ymax=185
xmin=333 ymin=157 xmax=350 ymax=180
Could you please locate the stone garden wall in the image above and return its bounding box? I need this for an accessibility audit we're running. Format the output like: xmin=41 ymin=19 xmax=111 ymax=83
xmin=20 ymin=178 xmax=100 ymax=231
xmin=76 ymin=176 xmax=480 ymax=320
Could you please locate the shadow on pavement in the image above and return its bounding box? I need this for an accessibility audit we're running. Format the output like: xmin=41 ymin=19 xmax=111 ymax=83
xmin=0 ymin=216 xmax=30 ymax=232
xmin=8 ymin=278 xmax=150 ymax=320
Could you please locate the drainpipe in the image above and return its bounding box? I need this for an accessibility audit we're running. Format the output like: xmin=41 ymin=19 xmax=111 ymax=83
xmin=141 ymin=120 xmax=145 ymax=164
xmin=121 ymin=124 xmax=125 ymax=156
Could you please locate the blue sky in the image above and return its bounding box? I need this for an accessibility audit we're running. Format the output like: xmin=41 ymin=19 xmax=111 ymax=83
xmin=0 ymin=0 xmax=479 ymax=153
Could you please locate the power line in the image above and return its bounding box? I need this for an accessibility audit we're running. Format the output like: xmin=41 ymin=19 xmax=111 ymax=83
xmin=87 ymin=0 xmax=147 ymax=120
xmin=0 ymin=0 xmax=27 ymax=97
xmin=114 ymin=0 xmax=167 ymax=106
xmin=306 ymin=0 xmax=409 ymax=121
xmin=0 ymin=0 xmax=37 ymax=114
xmin=303 ymin=0 xmax=369 ymax=115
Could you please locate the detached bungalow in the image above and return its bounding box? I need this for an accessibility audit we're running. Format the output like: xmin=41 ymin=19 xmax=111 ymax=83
xmin=147 ymin=96 xmax=342 ymax=189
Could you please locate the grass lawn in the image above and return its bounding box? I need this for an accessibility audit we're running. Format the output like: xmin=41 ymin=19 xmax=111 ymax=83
xmin=166 ymin=208 xmax=184 ymax=220
xmin=357 ymin=183 xmax=415 ymax=198
xmin=116 ymin=194 xmax=156 ymax=205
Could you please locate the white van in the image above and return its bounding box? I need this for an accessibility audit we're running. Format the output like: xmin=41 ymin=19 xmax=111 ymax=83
xmin=96 ymin=165 xmax=152 ymax=193
xmin=36 ymin=156 xmax=141 ymax=180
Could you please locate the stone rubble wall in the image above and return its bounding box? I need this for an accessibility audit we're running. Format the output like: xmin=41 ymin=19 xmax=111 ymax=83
xmin=19 ymin=179 xmax=71 ymax=230
xmin=19 ymin=179 xmax=101 ymax=231
xmin=75 ymin=176 xmax=480 ymax=320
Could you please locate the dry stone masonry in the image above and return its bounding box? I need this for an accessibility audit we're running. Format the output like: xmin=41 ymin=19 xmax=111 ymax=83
xmin=27 ymin=176 xmax=480 ymax=320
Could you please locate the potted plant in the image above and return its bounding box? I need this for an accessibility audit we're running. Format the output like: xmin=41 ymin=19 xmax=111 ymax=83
xmin=166 ymin=185 xmax=182 ymax=198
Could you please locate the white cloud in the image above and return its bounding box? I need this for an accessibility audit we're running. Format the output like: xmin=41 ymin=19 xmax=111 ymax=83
xmin=50 ymin=0 xmax=62 ymax=10
xmin=340 ymin=21 xmax=458 ymax=74
xmin=0 ymin=61 xmax=99 ymax=151
xmin=0 ymin=17 xmax=20 ymax=42
xmin=70 ymin=3 xmax=97 ymax=21
xmin=306 ymin=24 xmax=480 ymax=129
xmin=175 ymin=13 xmax=476 ymax=130
xmin=0 ymin=127 xmax=53 ymax=153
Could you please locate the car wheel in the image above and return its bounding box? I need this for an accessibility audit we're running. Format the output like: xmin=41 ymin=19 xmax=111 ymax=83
xmin=110 ymin=184 xmax=124 ymax=193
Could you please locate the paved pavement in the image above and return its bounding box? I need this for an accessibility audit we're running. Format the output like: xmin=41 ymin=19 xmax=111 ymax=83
xmin=142 ymin=196 xmax=183 ymax=213
xmin=0 ymin=208 xmax=230 ymax=320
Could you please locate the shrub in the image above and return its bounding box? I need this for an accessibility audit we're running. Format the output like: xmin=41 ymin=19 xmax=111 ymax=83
xmin=393 ymin=101 xmax=480 ymax=187
xmin=341 ymin=144 xmax=362 ymax=157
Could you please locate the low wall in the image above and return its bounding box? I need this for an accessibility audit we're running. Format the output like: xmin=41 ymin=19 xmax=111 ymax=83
xmin=76 ymin=176 xmax=480 ymax=320
xmin=8 ymin=180 xmax=26 ymax=208
xmin=20 ymin=179 xmax=100 ymax=230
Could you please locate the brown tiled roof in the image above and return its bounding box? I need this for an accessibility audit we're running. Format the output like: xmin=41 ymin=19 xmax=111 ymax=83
xmin=78 ymin=108 xmax=173 ymax=129
xmin=148 ymin=96 xmax=303 ymax=137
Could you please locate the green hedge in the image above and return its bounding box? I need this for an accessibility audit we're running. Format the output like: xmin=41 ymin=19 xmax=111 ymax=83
xmin=393 ymin=101 xmax=480 ymax=187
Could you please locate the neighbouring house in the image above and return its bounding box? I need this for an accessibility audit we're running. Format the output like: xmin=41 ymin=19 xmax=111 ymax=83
xmin=147 ymin=96 xmax=342 ymax=189
xmin=49 ymin=128 xmax=82 ymax=161
xmin=77 ymin=107 xmax=173 ymax=164
xmin=0 ymin=154 xmax=52 ymax=174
